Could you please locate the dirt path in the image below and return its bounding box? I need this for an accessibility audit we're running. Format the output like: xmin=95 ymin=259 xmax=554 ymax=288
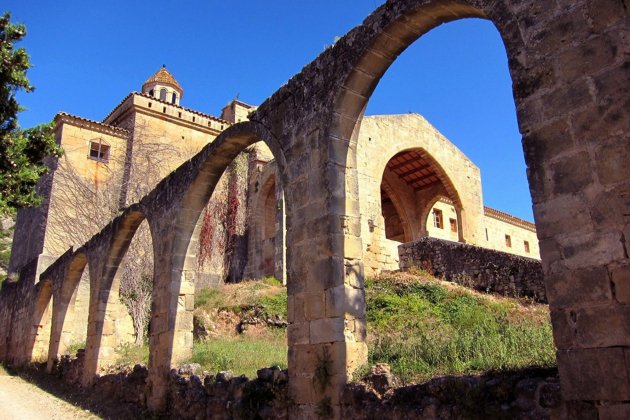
xmin=0 ymin=367 xmax=100 ymax=420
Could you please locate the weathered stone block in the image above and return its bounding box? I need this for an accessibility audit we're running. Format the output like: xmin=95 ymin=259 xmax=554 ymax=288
xmin=611 ymin=265 xmax=630 ymax=304
xmin=544 ymin=266 xmax=611 ymax=307
xmin=557 ymin=347 xmax=630 ymax=400
xmin=287 ymin=322 xmax=310 ymax=346
xmin=304 ymin=292 xmax=325 ymax=320
xmin=551 ymin=304 xmax=630 ymax=348
xmin=595 ymin=140 xmax=630 ymax=186
xmin=310 ymin=318 xmax=345 ymax=344
xmin=598 ymin=403 xmax=630 ymax=420
xmin=288 ymin=373 xmax=316 ymax=405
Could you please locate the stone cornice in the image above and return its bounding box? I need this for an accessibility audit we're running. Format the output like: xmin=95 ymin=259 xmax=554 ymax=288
xmin=54 ymin=112 xmax=130 ymax=139
xmin=484 ymin=206 xmax=536 ymax=232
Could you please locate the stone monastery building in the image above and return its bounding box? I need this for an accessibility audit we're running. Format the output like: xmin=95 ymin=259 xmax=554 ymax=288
xmin=9 ymin=66 xmax=539 ymax=285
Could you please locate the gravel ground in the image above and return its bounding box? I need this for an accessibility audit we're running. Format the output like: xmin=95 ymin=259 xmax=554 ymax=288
xmin=0 ymin=368 xmax=100 ymax=420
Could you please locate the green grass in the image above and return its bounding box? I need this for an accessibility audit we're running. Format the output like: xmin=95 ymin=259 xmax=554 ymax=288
xmin=195 ymin=280 xmax=287 ymax=320
xmin=64 ymin=341 xmax=86 ymax=357
xmin=194 ymin=287 xmax=222 ymax=308
xmin=116 ymin=342 xmax=149 ymax=366
xmin=191 ymin=333 xmax=287 ymax=378
xmin=365 ymin=275 xmax=555 ymax=383
xmin=122 ymin=274 xmax=555 ymax=383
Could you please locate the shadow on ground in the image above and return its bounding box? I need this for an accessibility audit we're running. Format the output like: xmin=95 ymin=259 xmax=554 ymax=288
xmin=2 ymin=364 xmax=152 ymax=419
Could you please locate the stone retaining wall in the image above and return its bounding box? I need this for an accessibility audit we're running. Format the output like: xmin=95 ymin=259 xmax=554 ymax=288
xmin=399 ymin=237 xmax=546 ymax=302
xmin=46 ymin=355 xmax=567 ymax=419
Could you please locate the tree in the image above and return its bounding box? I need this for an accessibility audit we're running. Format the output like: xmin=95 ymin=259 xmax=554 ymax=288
xmin=0 ymin=12 xmax=62 ymax=215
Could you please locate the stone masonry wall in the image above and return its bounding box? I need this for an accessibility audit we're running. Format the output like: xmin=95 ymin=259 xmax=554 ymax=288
xmin=46 ymin=355 xmax=565 ymax=420
xmin=399 ymin=237 xmax=546 ymax=303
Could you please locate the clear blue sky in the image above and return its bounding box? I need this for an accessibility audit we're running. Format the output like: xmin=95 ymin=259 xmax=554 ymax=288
xmin=6 ymin=0 xmax=534 ymax=222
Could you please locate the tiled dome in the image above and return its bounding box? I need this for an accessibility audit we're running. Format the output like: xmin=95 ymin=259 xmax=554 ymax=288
xmin=142 ymin=65 xmax=183 ymax=94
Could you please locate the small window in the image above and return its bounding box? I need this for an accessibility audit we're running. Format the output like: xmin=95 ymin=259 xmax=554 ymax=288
xmin=192 ymin=116 xmax=196 ymax=123
xmin=178 ymin=112 xmax=182 ymax=118
xmin=505 ymin=234 xmax=512 ymax=248
xmin=433 ymin=209 xmax=443 ymax=229
xmin=88 ymin=140 xmax=110 ymax=163
xmin=159 ymin=88 xmax=167 ymax=101
xmin=485 ymin=228 xmax=489 ymax=241
xmin=149 ymin=89 xmax=154 ymax=97
xmin=524 ymin=241 xmax=530 ymax=253
xmin=208 ymin=121 xmax=212 ymax=127
xmin=148 ymin=102 xmax=152 ymax=108
xmin=172 ymin=92 xmax=177 ymax=104
xmin=162 ymin=107 xmax=166 ymax=113
xmin=449 ymin=218 xmax=457 ymax=233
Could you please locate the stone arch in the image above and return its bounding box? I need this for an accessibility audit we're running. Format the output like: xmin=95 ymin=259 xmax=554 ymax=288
xmin=380 ymin=176 xmax=413 ymax=242
xmin=244 ymin=170 xmax=279 ymax=279
xmin=421 ymin=194 xmax=463 ymax=242
xmin=27 ymin=279 xmax=54 ymax=362
xmin=46 ymin=252 xmax=90 ymax=371
xmin=81 ymin=207 xmax=147 ymax=384
xmin=325 ymin=0 xmax=629 ymax=412
xmin=145 ymin=121 xmax=288 ymax=410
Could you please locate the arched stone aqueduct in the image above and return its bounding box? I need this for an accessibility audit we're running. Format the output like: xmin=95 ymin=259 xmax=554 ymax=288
xmin=1 ymin=0 xmax=628 ymax=416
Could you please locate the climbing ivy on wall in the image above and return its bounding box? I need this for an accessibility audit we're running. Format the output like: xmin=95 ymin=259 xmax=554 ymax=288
xmin=197 ymin=151 xmax=249 ymax=282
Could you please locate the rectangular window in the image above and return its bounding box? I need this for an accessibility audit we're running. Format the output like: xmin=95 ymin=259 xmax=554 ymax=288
xmin=433 ymin=209 xmax=443 ymax=229
xmin=449 ymin=218 xmax=457 ymax=232
xmin=524 ymin=241 xmax=530 ymax=253
xmin=505 ymin=234 xmax=512 ymax=248
xmin=88 ymin=140 xmax=110 ymax=163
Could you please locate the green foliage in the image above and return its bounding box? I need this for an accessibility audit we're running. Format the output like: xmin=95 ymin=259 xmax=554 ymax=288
xmin=195 ymin=287 xmax=222 ymax=308
xmin=0 ymin=222 xmax=11 ymax=283
xmin=366 ymin=275 xmax=556 ymax=383
xmin=64 ymin=340 xmax=86 ymax=356
xmin=116 ymin=342 xmax=150 ymax=366
xmin=194 ymin=281 xmax=288 ymax=320
xmin=190 ymin=334 xmax=287 ymax=378
xmin=0 ymin=13 xmax=63 ymax=215
xmin=258 ymin=291 xmax=287 ymax=320
xmin=262 ymin=276 xmax=281 ymax=286
xmin=190 ymin=275 xmax=554 ymax=385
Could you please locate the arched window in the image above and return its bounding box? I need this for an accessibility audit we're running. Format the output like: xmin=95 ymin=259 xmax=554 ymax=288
xmin=159 ymin=88 xmax=167 ymax=101
xmin=171 ymin=92 xmax=177 ymax=104
xmin=149 ymin=89 xmax=154 ymax=97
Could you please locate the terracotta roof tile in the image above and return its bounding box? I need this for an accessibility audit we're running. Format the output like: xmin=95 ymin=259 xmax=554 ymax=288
xmin=142 ymin=66 xmax=183 ymax=93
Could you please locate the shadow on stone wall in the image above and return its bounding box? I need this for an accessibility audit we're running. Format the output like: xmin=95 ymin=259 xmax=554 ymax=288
xmin=25 ymin=352 xmax=570 ymax=419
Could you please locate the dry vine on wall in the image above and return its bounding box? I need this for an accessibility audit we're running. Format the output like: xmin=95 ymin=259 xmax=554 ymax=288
xmin=197 ymin=151 xmax=249 ymax=283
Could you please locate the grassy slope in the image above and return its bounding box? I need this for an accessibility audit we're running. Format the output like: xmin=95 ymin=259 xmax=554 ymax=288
xmin=117 ymin=272 xmax=556 ymax=382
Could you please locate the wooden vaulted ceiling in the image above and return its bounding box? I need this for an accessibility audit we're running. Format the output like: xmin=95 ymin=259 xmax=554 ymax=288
xmin=385 ymin=150 xmax=441 ymax=191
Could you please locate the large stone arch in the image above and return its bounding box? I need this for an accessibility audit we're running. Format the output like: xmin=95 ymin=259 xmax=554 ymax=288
xmin=380 ymin=175 xmax=414 ymax=242
xmin=321 ymin=0 xmax=629 ymax=414
xmin=81 ymin=207 xmax=146 ymax=384
xmin=26 ymin=279 xmax=54 ymax=362
xmin=244 ymin=167 xmax=279 ymax=279
xmin=46 ymin=252 xmax=89 ymax=372
xmin=144 ymin=121 xmax=288 ymax=410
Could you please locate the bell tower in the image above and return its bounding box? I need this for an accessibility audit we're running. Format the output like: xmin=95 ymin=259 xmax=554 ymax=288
xmin=141 ymin=65 xmax=183 ymax=105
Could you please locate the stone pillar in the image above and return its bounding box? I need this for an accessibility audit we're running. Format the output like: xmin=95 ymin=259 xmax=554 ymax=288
xmin=146 ymin=220 xmax=194 ymax=412
xmin=81 ymin=275 xmax=133 ymax=385
xmin=516 ymin=2 xmax=629 ymax=415
xmin=46 ymin=298 xmax=68 ymax=372
xmin=285 ymin=128 xmax=368 ymax=418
